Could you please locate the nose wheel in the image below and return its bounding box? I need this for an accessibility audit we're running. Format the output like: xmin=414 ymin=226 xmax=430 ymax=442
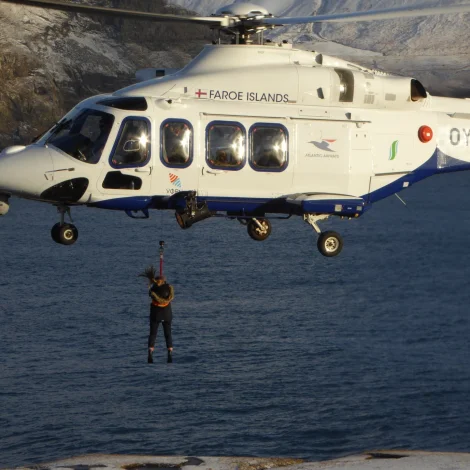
xmin=51 ymin=206 xmax=79 ymax=245
xmin=51 ymin=222 xmax=79 ymax=245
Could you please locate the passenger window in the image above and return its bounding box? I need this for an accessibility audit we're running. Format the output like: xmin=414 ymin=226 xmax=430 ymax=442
xmin=207 ymin=122 xmax=245 ymax=169
xmin=111 ymin=119 xmax=150 ymax=166
xmin=162 ymin=120 xmax=192 ymax=166
xmin=251 ymin=125 xmax=288 ymax=170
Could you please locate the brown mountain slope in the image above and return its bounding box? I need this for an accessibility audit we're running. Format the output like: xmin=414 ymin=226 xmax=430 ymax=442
xmin=0 ymin=0 xmax=208 ymax=149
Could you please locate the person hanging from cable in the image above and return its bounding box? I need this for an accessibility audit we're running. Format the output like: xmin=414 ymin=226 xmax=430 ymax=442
xmin=139 ymin=243 xmax=175 ymax=364
xmin=140 ymin=267 xmax=175 ymax=364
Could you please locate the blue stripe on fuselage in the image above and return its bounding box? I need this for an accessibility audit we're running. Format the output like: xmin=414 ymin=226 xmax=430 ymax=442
xmin=90 ymin=149 xmax=470 ymax=215
xmin=365 ymin=148 xmax=470 ymax=204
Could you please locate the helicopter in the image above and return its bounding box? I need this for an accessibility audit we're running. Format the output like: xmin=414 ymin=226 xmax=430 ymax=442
xmin=2 ymin=0 xmax=470 ymax=257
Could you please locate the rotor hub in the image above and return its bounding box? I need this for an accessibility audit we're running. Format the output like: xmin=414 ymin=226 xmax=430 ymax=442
xmin=213 ymin=3 xmax=271 ymax=19
xmin=212 ymin=2 xmax=274 ymax=41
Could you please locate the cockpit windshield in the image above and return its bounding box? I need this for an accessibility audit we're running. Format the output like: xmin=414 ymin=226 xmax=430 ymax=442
xmin=47 ymin=109 xmax=115 ymax=164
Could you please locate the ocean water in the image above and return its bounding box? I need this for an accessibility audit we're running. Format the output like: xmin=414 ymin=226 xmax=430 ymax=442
xmin=1 ymin=172 xmax=470 ymax=469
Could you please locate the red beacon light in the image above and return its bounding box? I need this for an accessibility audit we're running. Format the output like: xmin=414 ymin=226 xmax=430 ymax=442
xmin=418 ymin=125 xmax=433 ymax=143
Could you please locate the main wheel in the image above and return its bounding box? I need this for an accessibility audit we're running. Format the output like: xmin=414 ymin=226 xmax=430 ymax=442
xmin=51 ymin=223 xmax=61 ymax=243
xmin=60 ymin=224 xmax=78 ymax=245
xmin=247 ymin=218 xmax=272 ymax=241
xmin=317 ymin=231 xmax=343 ymax=257
xmin=51 ymin=223 xmax=78 ymax=245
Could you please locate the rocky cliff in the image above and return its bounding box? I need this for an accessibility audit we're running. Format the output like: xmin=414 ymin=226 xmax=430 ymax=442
xmin=0 ymin=0 xmax=207 ymax=149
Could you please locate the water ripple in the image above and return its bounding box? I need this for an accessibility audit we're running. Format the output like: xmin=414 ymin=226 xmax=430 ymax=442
xmin=2 ymin=175 xmax=470 ymax=468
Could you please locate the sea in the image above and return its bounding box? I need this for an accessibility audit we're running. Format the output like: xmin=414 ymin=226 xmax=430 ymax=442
xmin=1 ymin=172 xmax=470 ymax=469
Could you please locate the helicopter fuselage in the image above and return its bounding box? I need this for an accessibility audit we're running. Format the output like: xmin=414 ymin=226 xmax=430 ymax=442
xmin=1 ymin=44 xmax=470 ymax=253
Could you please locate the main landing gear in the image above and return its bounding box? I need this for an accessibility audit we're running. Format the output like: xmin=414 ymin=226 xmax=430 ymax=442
xmin=237 ymin=217 xmax=273 ymax=241
xmin=246 ymin=218 xmax=272 ymax=241
xmin=51 ymin=206 xmax=78 ymax=245
xmin=242 ymin=215 xmax=343 ymax=256
xmin=304 ymin=214 xmax=343 ymax=257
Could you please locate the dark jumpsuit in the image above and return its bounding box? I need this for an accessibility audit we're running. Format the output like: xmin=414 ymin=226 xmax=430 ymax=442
xmin=148 ymin=284 xmax=173 ymax=349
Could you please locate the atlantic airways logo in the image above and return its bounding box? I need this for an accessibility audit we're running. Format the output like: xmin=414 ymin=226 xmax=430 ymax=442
xmin=310 ymin=139 xmax=337 ymax=152
xmin=389 ymin=140 xmax=399 ymax=160
xmin=169 ymin=173 xmax=182 ymax=188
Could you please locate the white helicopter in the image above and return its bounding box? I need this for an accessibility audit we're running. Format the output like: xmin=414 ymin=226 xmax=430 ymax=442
xmin=2 ymin=0 xmax=470 ymax=257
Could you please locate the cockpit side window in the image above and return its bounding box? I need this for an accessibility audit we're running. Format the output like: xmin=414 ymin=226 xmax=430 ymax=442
xmin=161 ymin=120 xmax=193 ymax=168
xmin=47 ymin=110 xmax=114 ymax=164
xmin=250 ymin=124 xmax=288 ymax=172
xmin=111 ymin=118 xmax=151 ymax=167
xmin=206 ymin=121 xmax=245 ymax=170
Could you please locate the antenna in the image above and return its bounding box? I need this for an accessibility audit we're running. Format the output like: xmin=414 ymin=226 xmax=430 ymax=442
xmin=394 ymin=193 xmax=408 ymax=207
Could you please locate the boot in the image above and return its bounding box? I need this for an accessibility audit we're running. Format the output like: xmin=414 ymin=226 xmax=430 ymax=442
xmin=167 ymin=350 xmax=173 ymax=363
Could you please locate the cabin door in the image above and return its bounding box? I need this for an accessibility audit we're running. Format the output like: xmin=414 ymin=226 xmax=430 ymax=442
xmin=97 ymin=117 xmax=153 ymax=197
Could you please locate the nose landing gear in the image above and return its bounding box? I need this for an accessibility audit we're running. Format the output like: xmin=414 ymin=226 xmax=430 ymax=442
xmin=51 ymin=206 xmax=79 ymax=245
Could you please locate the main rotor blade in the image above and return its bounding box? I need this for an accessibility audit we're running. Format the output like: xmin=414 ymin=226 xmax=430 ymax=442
xmin=262 ymin=3 xmax=470 ymax=26
xmin=0 ymin=0 xmax=227 ymax=26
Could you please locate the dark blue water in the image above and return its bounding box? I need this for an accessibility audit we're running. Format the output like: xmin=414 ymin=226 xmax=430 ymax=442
xmin=2 ymin=173 xmax=470 ymax=469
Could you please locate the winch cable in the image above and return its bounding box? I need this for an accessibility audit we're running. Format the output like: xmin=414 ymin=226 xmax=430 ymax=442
xmin=159 ymin=240 xmax=165 ymax=277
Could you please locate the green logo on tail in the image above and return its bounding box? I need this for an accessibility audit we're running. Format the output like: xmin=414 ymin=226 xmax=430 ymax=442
xmin=389 ymin=140 xmax=399 ymax=160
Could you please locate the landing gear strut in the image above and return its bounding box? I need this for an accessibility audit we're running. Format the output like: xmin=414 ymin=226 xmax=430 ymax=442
xmin=304 ymin=214 xmax=343 ymax=257
xmin=51 ymin=206 xmax=79 ymax=245
xmin=247 ymin=218 xmax=272 ymax=241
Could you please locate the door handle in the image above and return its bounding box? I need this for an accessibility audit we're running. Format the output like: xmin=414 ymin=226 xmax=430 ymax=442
xmin=204 ymin=168 xmax=224 ymax=175
xmin=44 ymin=168 xmax=75 ymax=180
xmin=135 ymin=167 xmax=152 ymax=175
